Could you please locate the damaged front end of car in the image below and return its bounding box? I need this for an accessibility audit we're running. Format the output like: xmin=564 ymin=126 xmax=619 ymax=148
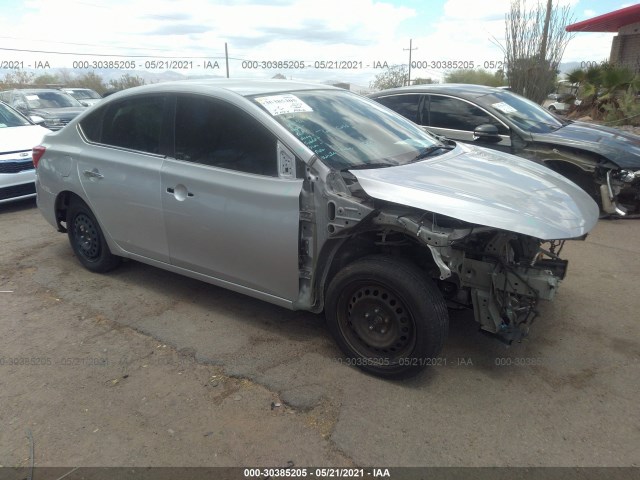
xmin=362 ymin=208 xmax=571 ymax=343
xmin=598 ymin=167 xmax=640 ymax=216
xmin=297 ymin=143 xmax=599 ymax=345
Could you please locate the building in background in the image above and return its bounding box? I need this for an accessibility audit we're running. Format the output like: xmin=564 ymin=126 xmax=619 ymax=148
xmin=566 ymin=4 xmax=640 ymax=73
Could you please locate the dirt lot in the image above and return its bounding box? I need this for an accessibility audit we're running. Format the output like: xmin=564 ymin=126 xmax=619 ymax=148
xmin=0 ymin=198 xmax=639 ymax=473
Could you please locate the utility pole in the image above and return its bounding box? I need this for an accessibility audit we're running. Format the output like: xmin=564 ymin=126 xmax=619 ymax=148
xmin=540 ymin=0 xmax=552 ymax=60
xmin=403 ymin=39 xmax=417 ymax=86
xmin=225 ymin=42 xmax=230 ymax=78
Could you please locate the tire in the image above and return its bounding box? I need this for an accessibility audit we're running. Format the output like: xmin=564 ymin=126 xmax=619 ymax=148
xmin=66 ymin=199 xmax=121 ymax=273
xmin=548 ymin=106 xmax=556 ymax=112
xmin=325 ymin=255 xmax=449 ymax=379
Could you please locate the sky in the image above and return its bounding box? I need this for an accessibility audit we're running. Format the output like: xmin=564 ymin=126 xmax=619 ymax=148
xmin=0 ymin=0 xmax=633 ymax=87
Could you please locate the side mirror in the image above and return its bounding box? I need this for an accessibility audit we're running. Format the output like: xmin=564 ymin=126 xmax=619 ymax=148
xmin=473 ymin=124 xmax=501 ymax=143
xmin=30 ymin=115 xmax=46 ymax=126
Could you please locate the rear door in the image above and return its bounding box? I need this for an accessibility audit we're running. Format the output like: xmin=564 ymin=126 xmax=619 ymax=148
xmin=76 ymin=94 xmax=170 ymax=262
xmin=161 ymin=94 xmax=302 ymax=301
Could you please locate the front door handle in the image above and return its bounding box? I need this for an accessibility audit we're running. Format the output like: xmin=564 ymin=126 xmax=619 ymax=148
xmin=166 ymin=184 xmax=194 ymax=201
xmin=83 ymin=168 xmax=104 ymax=179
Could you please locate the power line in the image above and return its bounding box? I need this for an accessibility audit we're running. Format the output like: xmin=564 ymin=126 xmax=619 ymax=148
xmin=0 ymin=36 xmax=203 ymax=54
xmin=0 ymin=46 xmax=244 ymax=60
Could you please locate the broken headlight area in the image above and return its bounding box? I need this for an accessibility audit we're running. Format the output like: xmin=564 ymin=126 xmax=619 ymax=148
xmin=368 ymin=210 xmax=571 ymax=344
xmin=599 ymin=168 xmax=640 ymax=216
xmin=444 ymin=232 xmax=568 ymax=343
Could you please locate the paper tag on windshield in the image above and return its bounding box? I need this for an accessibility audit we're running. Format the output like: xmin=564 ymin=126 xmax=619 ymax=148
xmin=491 ymin=102 xmax=517 ymax=113
xmin=25 ymin=95 xmax=39 ymax=100
xmin=255 ymin=94 xmax=313 ymax=116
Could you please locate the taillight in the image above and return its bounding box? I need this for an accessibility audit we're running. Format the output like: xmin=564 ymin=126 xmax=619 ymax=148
xmin=32 ymin=146 xmax=46 ymax=169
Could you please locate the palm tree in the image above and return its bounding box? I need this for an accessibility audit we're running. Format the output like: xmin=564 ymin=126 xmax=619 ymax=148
xmin=568 ymin=63 xmax=640 ymax=118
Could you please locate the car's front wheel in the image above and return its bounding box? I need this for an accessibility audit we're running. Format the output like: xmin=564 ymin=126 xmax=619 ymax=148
xmin=66 ymin=199 xmax=121 ymax=273
xmin=325 ymin=256 xmax=449 ymax=379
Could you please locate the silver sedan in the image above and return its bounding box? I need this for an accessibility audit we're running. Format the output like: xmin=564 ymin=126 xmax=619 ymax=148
xmin=35 ymin=79 xmax=598 ymax=378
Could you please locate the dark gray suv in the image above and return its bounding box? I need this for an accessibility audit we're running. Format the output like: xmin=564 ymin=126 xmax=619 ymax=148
xmin=0 ymin=88 xmax=86 ymax=131
xmin=370 ymin=84 xmax=640 ymax=216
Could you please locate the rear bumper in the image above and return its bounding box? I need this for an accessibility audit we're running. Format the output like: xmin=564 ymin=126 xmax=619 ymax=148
xmin=35 ymin=175 xmax=58 ymax=229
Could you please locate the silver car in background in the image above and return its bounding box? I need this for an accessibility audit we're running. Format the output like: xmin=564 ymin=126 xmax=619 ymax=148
xmin=35 ymin=80 xmax=598 ymax=378
xmin=62 ymin=88 xmax=103 ymax=107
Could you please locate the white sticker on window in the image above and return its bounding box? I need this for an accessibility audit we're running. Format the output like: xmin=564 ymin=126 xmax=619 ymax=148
xmin=255 ymin=94 xmax=313 ymax=116
xmin=25 ymin=95 xmax=39 ymax=100
xmin=491 ymin=102 xmax=517 ymax=114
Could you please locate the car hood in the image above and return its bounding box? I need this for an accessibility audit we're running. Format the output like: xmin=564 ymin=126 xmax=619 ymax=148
xmin=0 ymin=124 xmax=50 ymax=155
xmin=532 ymin=121 xmax=640 ymax=169
xmin=31 ymin=107 xmax=86 ymax=119
xmin=350 ymin=144 xmax=599 ymax=240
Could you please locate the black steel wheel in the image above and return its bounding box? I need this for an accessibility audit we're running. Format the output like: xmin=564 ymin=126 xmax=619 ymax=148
xmin=66 ymin=199 xmax=121 ymax=273
xmin=325 ymin=255 xmax=448 ymax=379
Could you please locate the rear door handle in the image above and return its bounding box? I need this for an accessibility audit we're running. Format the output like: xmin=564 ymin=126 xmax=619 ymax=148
xmin=83 ymin=168 xmax=104 ymax=179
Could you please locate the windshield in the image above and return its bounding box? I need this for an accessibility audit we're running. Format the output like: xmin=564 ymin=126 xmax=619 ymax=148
xmin=252 ymin=90 xmax=442 ymax=170
xmin=0 ymin=102 xmax=31 ymax=127
xmin=24 ymin=91 xmax=83 ymax=109
xmin=478 ymin=90 xmax=566 ymax=133
xmin=67 ymin=89 xmax=101 ymax=100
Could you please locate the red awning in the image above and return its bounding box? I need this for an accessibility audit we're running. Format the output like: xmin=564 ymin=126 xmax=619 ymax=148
xmin=566 ymin=4 xmax=640 ymax=32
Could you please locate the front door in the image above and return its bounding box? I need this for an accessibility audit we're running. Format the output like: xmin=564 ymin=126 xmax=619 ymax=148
xmin=161 ymin=95 xmax=302 ymax=301
xmin=425 ymin=94 xmax=512 ymax=153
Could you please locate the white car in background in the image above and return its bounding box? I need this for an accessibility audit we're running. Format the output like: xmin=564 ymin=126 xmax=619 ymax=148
xmin=62 ymin=88 xmax=103 ymax=107
xmin=542 ymin=93 xmax=576 ymax=114
xmin=0 ymin=101 xmax=50 ymax=204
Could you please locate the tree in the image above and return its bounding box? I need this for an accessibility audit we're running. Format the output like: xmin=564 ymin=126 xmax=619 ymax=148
xmin=57 ymin=69 xmax=77 ymax=86
xmin=497 ymin=0 xmax=575 ymax=103
xmin=33 ymin=73 xmax=62 ymax=86
xmin=370 ymin=65 xmax=408 ymax=90
xmin=108 ymin=73 xmax=145 ymax=91
xmin=71 ymin=72 xmax=108 ymax=95
xmin=444 ymin=69 xmax=507 ymax=87
xmin=0 ymin=71 xmax=34 ymax=88
xmin=412 ymin=77 xmax=437 ymax=85
xmin=272 ymin=73 xmax=287 ymax=79
xmin=567 ymin=63 xmax=640 ymax=123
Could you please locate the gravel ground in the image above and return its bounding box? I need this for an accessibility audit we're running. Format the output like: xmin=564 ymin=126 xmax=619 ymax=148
xmin=0 ymin=198 xmax=639 ymax=476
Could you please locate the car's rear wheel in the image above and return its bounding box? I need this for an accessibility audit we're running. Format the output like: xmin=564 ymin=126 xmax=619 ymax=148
xmin=66 ymin=199 xmax=121 ymax=272
xmin=325 ymin=255 xmax=448 ymax=379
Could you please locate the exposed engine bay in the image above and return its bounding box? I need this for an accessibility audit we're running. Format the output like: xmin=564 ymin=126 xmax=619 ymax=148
xmin=372 ymin=211 xmax=568 ymax=342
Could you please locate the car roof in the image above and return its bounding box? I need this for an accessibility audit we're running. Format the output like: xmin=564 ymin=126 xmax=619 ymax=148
xmin=370 ymin=83 xmax=507 ymax=99
xmin=110 ymin=79 xmax=341 ymax=98
xmin=10 ymin=88 xmax=68 ymax=94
